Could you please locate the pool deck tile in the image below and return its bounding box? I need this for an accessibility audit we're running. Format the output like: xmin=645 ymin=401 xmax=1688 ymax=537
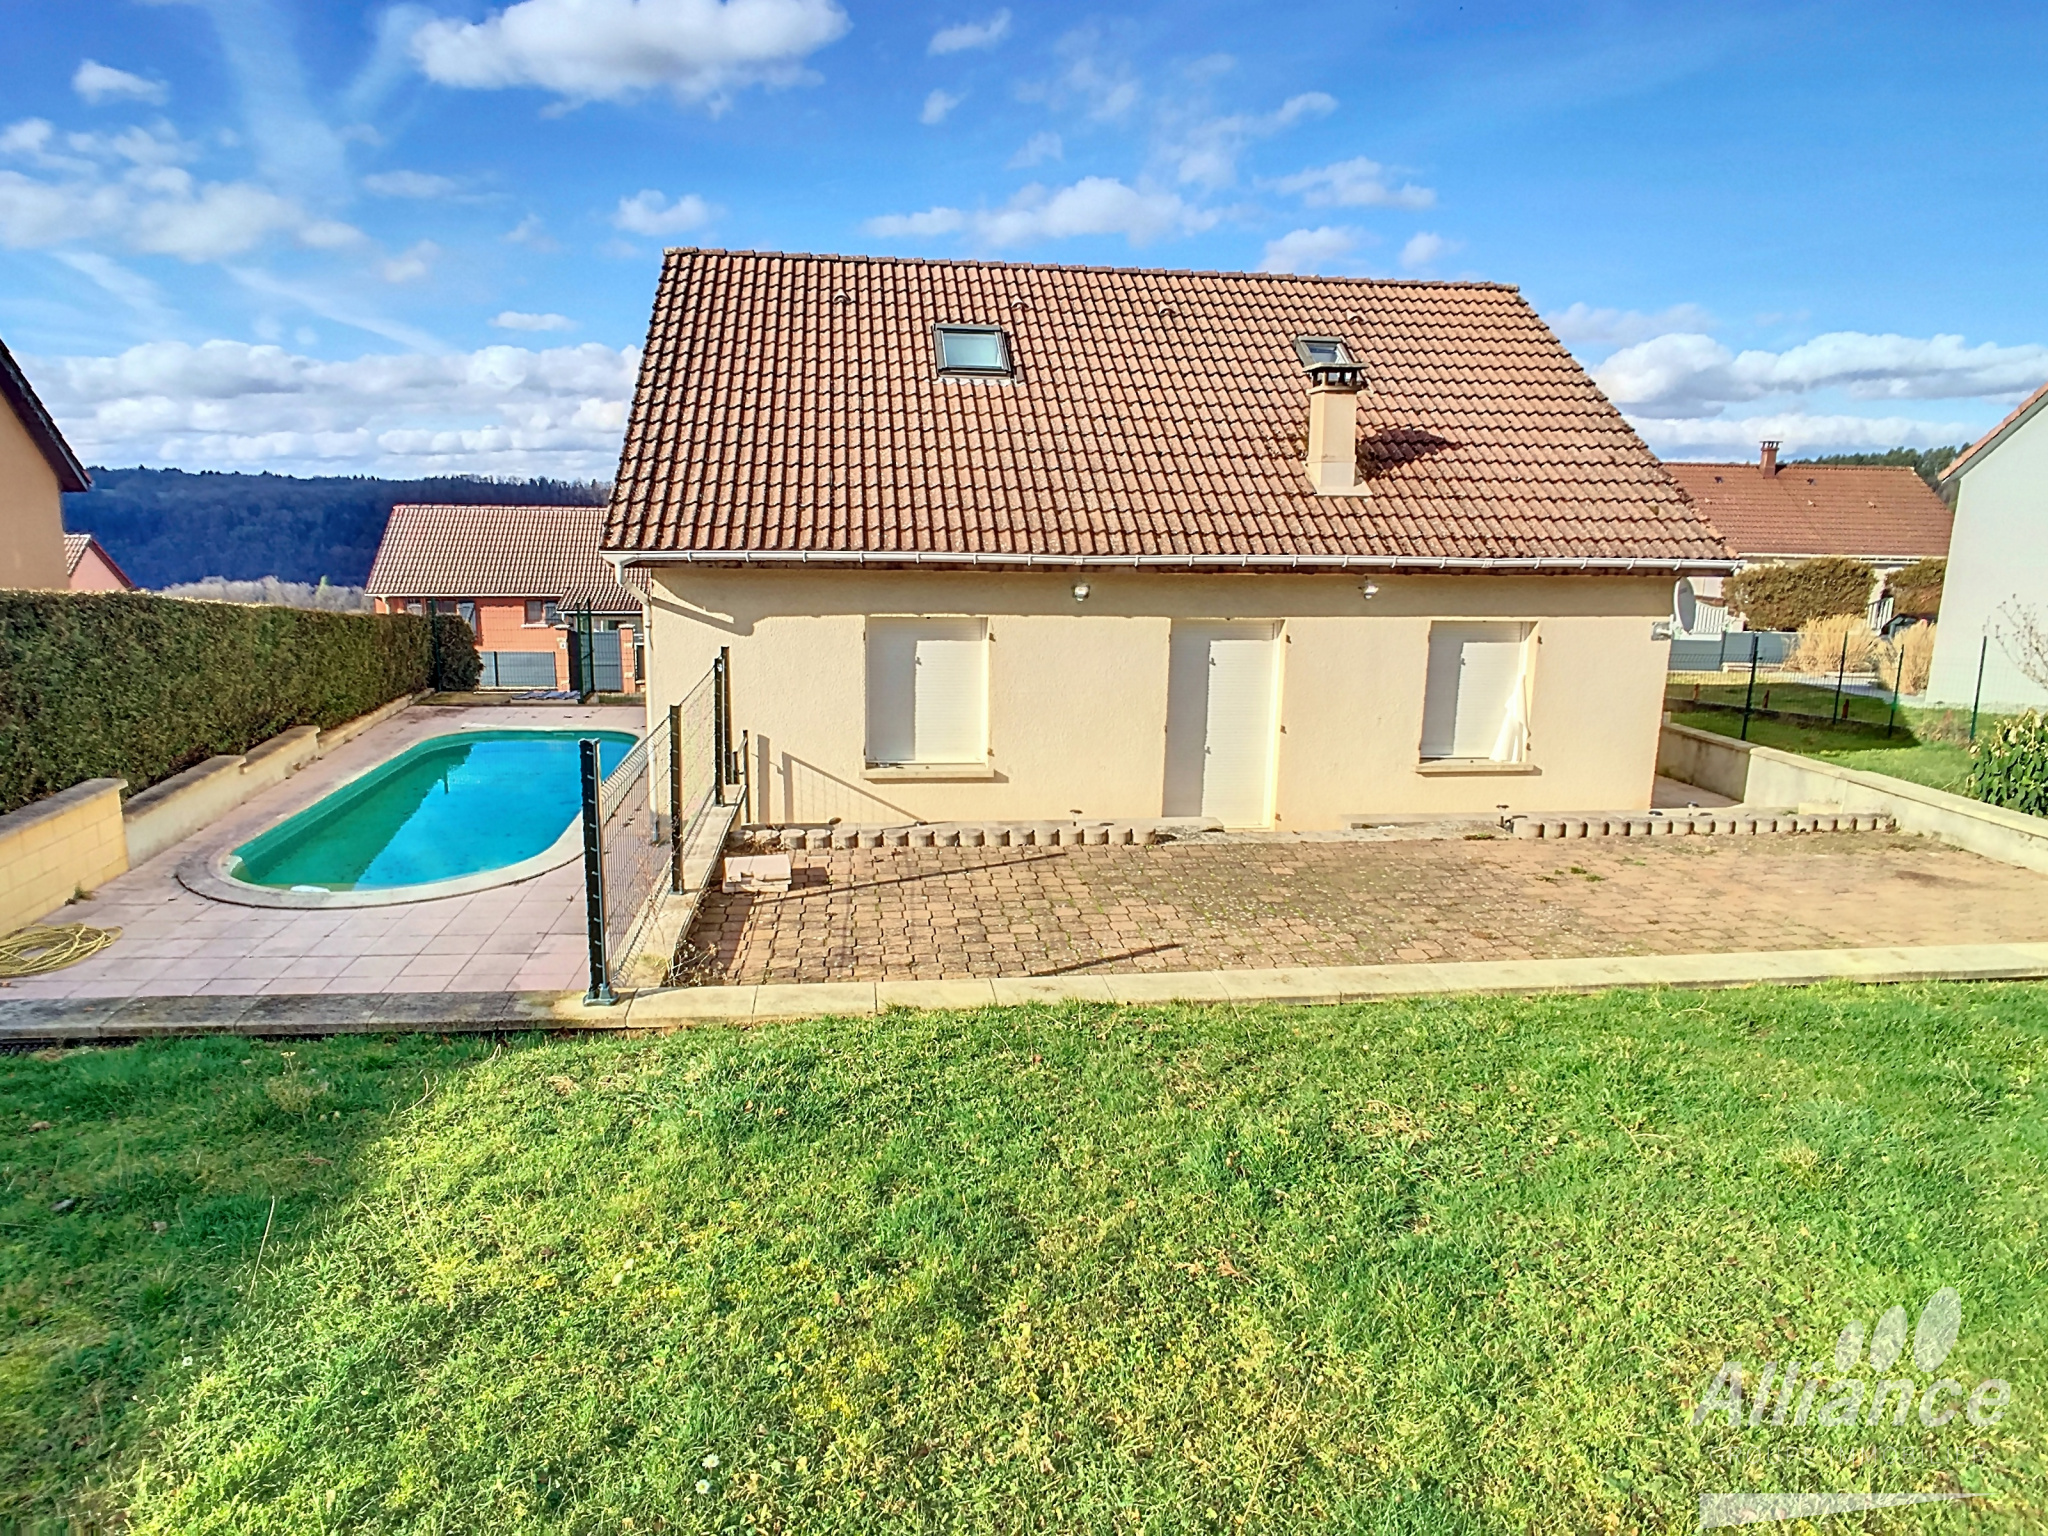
xmin=6 ymin=703 xmax=643 ymax=999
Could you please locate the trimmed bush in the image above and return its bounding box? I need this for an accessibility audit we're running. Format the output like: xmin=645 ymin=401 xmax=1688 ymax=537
xmin=0 ymin=591 xmax=430 ymax=814
xmin=1968 ymin=708 xmax=2048 ymax=815
xmin=1885 ymin=557 xmax=1946 ymax=620
xmin=428 ymin=613 xmax=482 ymax=692
xmin=1724 ymin=558 xmax=1875 ymax=631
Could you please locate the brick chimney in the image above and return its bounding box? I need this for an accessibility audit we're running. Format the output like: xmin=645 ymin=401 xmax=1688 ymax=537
xmin=1306 ymin=364 xmax=1364 ymax=495
xmin=1759 ymin=440 xmax=1780 ymax=477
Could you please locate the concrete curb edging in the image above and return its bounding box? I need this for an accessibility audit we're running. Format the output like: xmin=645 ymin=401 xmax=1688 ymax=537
xmin=9 ymin=942 xmax=2048 ymax=1042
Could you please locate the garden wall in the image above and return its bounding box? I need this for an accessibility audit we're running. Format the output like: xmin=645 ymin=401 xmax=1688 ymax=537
xmin=1657 ymin=718 xmax=2048 ymax=875
xmin=0 ymin=591 xmax=433 ymax=816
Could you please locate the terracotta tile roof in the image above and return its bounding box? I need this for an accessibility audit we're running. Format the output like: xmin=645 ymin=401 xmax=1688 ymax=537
xmin=365 ymin=504 xmax=640 ymax=613
xmin=1 ymin=335 xmax=89 ymax=493
xmin=604 ymin=249 xmax=1731 ymax=569
xmin=1944 ymin=379 xmax=2048 ymax=482
xmin=63 ymin=532 xmax=91 ymax=573
xmin=1664 ymin=461 xmax=1952 ymax=562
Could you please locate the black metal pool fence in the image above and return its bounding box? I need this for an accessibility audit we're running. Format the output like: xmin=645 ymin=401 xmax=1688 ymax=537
xmin=576 ymin=653 xmax=738 ymax=1005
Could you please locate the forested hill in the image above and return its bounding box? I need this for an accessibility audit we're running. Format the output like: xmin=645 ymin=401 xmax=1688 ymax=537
xmin=61 ymin=468 xmax=608 ymax=589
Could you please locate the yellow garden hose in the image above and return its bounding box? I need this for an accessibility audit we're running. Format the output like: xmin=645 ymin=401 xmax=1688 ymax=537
xmin=0 ymin=923 xmax=121 ymax=978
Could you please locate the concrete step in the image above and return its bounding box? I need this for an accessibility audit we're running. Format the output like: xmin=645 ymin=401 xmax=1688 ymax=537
xmin=1505 ymin=808 xmax=1893 ymax=839
xmin=732 ymin=818 xmax=1222 ymax=851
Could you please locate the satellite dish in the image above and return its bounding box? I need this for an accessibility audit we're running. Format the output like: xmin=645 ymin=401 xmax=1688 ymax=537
xmin=1674 ymin=578 xmax=1698 ymax=633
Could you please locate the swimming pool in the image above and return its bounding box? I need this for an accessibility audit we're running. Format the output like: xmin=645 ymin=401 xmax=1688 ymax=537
xmin=225 ymin=729 xmax=637 ymax=895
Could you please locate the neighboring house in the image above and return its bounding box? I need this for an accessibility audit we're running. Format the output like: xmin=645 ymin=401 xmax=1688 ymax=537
xmin=1664 ymin=441 xmax=1953 ymax=634
xmin=0 ymin=334 xmax=88 ymax=589
xmin=602 ymin=249 xmax=1732 ymax=830
xmin=1927 ymin=382 xmax=2048 ymax=708
xmin=366 ymin=503 xmax=643 ymax=692
xmin=63 ymin=532 xmax=135 ymax=591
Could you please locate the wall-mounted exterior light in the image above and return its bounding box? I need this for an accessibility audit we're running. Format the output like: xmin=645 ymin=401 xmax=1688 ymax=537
xmin=1072 ymin=583 xmax=1091 ymax=602
xmin=1360 ymin=580 xmax=1380 ymax=600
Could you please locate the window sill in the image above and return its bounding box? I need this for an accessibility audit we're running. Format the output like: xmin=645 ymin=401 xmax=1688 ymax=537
xmin=864 ymin=762 xmax=998 ymax=781
xmin=1415 ymin=760 xmax=1542 ymax=776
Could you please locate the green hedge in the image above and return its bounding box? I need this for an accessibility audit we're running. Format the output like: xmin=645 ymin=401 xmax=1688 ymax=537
xmin=1724 ymin=557 xmax=1875 ymax=631
xmin=1886 ymin=557 xmax=1946 ymax=621
xmin=0 ymin=591 xmax=431 ymax=815
xmin=428 ymin=613 xmax=482 ymax=692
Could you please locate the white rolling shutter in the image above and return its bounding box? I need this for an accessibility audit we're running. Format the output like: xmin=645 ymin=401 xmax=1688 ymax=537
xmin=1420 ymin=623 xmax=1531 ymax=760
xmin=866 ymin=618 xmax=987 ymax=764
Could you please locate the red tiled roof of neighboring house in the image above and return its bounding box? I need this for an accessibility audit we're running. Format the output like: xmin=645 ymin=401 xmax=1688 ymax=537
xmin=1663 ymin=460 xmax=1952 ymax=562
xmin=365 ymin=504 xmax=640 ymax=613
xmin=63 ymin=531 xmax=135 ymax=587
xmin=603 ymin=249 xmax=1732 ymax=570
xmin=1 ymin=334 xmax=90 ymax=493
xmin=1943 ymin=379 xmax=2048 ymax=482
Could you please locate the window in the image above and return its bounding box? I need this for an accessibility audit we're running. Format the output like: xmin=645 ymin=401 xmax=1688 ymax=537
xmin=1294 ymin=336 xmax=1354 ymax=369
xmin=403 ymin=599 xmax=425 ymax=616
xmin=524 ymin=600 xmax=560 ymax=627
xmin=935 ymin=324 xmax=1011 ymax=377
xmin=866 ymin=618 xmax=988 ymax=765
xmin=1420 ymin=622 xmax=1533 ymax=762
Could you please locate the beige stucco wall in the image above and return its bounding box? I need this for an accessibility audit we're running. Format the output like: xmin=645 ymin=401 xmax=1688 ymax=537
xmin=0 ymin=400 xmax=70 ymax=590
xmin=642 ymin=567 xmax=1674 ymax=828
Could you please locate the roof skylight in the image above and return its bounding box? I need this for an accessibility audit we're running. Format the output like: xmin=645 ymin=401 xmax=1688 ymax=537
xmin=1294 ymin=337 xmax=1354 ymax=369
xmin=936 ymin=324 xmax=1012 ymax=377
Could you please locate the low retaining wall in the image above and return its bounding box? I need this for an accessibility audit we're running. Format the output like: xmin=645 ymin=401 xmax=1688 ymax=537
xmin=1657 ymin=719 xmax=2048 ymax=875
xmin=0 ymin=778 xmax=128 ymax=935
xmin=121 ymin=695 xmax=420 ymax=872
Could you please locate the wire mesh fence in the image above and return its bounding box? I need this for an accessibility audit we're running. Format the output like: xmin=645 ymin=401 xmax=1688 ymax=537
xmin=578 ymin=656 xmax=734 ymax=1002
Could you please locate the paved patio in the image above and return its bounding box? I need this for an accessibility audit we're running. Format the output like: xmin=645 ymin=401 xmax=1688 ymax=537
xmin=1 ymin=703 xmax=641 ymax=1000
xmin=685 ymin=830 xmax=2048 ymax=985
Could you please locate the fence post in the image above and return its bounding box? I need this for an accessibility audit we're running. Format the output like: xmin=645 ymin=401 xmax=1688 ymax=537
xmin=668 ymin=702 xmax=684 ymax=892
xmin=1832 ymin=631 xmax=1848 ymax=723
xmin=578 ymin=738 xmax=615 ymax=1006
xmin=741 ymin=727 xmax=752 ymax=824
xmin=719 ymin=644 xmax=734 ymax=785
xmin=1885 ymin=645 xmax=1903 ymax=738
xmin=711 ymin=651 xmax=727 ymax=807
xmin=1740 ymin=634 xmax=1760 ymax=741
xmin=1970 ymin=634 xmax=1989 ymax=742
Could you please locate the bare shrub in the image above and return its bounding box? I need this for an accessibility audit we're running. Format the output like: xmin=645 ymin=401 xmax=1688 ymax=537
xmin=1991 ymin=599 xmax=2048 ymax=692
xmin=1873 ymin=622 xmax=1937 ymax=695
xmin=1790 ymin=614 xmax=1875 ymax=676
xmin=158 ymin=576 xmax=372 ymax=613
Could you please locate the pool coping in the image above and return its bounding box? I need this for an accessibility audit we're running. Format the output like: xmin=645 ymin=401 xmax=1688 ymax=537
xmin=175 ymin=723 xmax=638 ymax=910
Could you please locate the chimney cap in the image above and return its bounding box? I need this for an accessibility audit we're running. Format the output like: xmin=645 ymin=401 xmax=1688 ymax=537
xmin=1759 ymin=439 xmax=1781 ymax=475
xmin=1308 ymin=363 xmax=1364 ymax=391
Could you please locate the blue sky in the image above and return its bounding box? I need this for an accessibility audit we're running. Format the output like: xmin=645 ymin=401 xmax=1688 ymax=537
xmin=3 ymin=0 xmax=2046 ymax=478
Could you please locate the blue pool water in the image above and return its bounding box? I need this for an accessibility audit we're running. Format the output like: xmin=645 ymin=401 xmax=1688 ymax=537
xmin=230 ymin=729 xmax=637 ymax=891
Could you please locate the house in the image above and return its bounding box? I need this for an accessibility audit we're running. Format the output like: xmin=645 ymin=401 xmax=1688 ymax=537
xmin=365 ymin=503 xmax=643 ymax=692
xmin=1664 ymin=442 xmax=1953 ymax=634
xmin=1926 ymin=382 xmax=2048 ymax=708
xmin=63 ymin=532 xmax=135 ymax=592
xmin=602 ymin=250 xmax=1732 ymax=829
xmin=0 ymin=334 xmax=88 ymax=589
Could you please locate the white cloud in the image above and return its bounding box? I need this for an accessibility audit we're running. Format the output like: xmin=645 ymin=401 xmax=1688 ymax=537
xmin=1168 ymin=91 xmax=1336 ymax=190
xmin=492 ymin=310 xmax=576 ymax=331
xmin=0 ymin=164 xmax=363 ymax=263
xmin=866 ymin=177 xmax=1216 ymax=249
xmin=363 ymin=169 xmax=460 ymax=198
xmin=505 ymin=212 xmax=556 ymax=248
xmin=1257 ymin=226 xmax=1359 ymax=275
xmin=410 ymin=0 xmax=851 ymax=106
xmin=1399 ymin=230 xmax=1457 ymax=272
xmin=26 ymin=337 xmax=640 ymax=477
xmin=380 ymin=240 xmax=441 ymax=283
xmin=1020 ymin=29 xmax=1139 ymax=122
xmin=613 ymin=188 xmax=717 ymax=236
xmin=862 ymin=206 xmax=965 ymax=238
xmin=1546 ymin=301 xmax=1716 ymax=347
xmin=929 ymin=10 xmax=1010 ymax=54
xmin=1275 ymin=155 xmax=1435 ymax=210
xmin=1630 ymin=411 xmax=1982 ymax=461
xmin=1595 ymin=330 xmax=2048 ymax=419
xmin=73 ymin=60 xmax=168 ymax=106
xmin=1009 ymin=130 xmax=1061 ymax=168
xmin=920 ymin=88 xmax=964 ymax=125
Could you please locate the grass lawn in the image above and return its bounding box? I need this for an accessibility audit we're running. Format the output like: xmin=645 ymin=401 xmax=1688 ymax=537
xmin=5 ymin=990 xmax=2045 ymax=1532
xmin=1668 ymin=677 xmax=1983 ymax=794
